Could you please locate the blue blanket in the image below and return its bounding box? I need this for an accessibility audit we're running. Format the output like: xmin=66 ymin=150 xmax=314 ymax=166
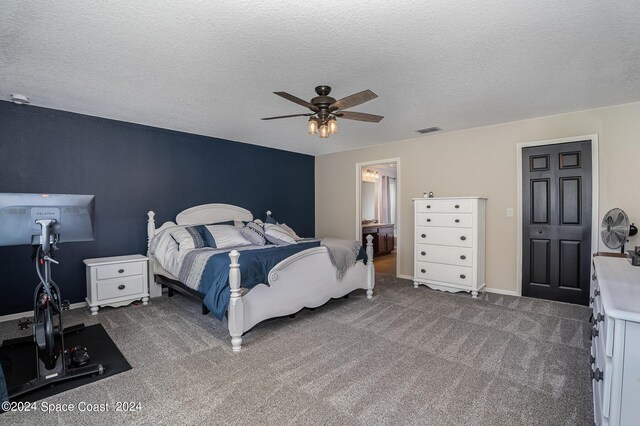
xmin=199 ymin=241 xmax=366 ymax=319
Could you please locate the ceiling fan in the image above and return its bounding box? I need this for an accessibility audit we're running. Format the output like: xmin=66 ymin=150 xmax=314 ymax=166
xmin=261 ymin=85 xmax=383 ymax=138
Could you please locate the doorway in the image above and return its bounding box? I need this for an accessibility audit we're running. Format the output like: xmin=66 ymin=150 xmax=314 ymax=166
xmin=517 ymin=136 xmax=599 ymax=305
xmin=356 ymin=158 xmax=400 ymax=277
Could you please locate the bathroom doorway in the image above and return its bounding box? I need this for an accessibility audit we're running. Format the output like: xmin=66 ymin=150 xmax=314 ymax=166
xmin=356 ymin=158 xmax=400 ymax=276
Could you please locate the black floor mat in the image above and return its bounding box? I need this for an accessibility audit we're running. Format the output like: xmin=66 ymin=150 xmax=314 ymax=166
xmin=0 ymin=323 xmax=131 ymax=402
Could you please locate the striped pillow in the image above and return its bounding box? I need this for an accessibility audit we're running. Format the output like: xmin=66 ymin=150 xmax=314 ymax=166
xmin=264 ymin=223 xmax=297 ymax=245
xmin=170 ymin=226 xmax=207 ymax=250
xmin=241 ymin=221 xmax=267 ymax=246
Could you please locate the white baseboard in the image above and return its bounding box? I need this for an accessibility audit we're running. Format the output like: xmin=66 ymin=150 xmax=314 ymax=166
xmin=0 ymin=301 xmax=87 ymax=323
xmin=396 ymin=274 xmax=414 ymax=281
xmin=484 ymin=287 xmax=519 ymax=297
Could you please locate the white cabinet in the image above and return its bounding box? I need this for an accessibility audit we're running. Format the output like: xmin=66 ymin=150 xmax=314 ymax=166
xmin=84 ymin=254 xmax=149 ymax=315
xmin=591 ymin=255 xmax=640 ymax=426
xmin=413 ymin=197 xmax=486 ymax=297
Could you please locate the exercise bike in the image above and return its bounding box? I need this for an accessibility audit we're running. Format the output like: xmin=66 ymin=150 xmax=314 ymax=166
xmin=8 ymin=219 xmax=104 ymax=399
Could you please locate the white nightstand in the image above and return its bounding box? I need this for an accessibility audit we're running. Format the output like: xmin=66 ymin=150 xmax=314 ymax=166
xmin=84 ymin=254 xmax=149 ymax=315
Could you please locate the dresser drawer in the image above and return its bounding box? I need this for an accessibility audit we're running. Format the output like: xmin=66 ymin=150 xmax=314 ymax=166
xmin=415 ymin=262 xmax=472 ymax=287
xmin=96 ymin=262 xmax=144 ymax=280
xmin=416 ymin=227 xmax=472 ymax=247
xmin=96 ymin=275 xmax=145 ymax=301
xmin=416 ymin=244 xmax=472 ymax=267
xmin=416 ymin=213 xmax=473 ymax=228
xmin=415 ymin=199 xmax=473 ymax=213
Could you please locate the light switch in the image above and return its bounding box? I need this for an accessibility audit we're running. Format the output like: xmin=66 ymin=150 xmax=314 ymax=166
xmin=506 ymin=208 xmax=514 ymax=217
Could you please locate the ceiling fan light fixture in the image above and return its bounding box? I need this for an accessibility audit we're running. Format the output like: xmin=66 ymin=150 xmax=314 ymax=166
xmin=319 ymin=124 xmax=329 ymax=139
xmin=307 ymin=117 xmax=319 ymax=135
xmin=327 ymin=117 xmax=338 ymax=134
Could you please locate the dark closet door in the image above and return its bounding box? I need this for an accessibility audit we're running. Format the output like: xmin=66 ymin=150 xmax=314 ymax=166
xmin=522 ymin=140 xmax=592 ymax=305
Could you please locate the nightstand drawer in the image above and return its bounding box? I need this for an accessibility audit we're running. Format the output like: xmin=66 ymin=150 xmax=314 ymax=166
xmin=96 ymin=262 xmax=144 ymax=280
xmin=97 ymin=275 xmax=145 ymax=301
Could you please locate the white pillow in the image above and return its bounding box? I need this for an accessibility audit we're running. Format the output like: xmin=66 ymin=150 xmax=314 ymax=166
xmin=204 ymin=224 xmax=251 ymax=249
xmin=264 ymin=223 xmax=297 ymax=245
xmin=280 ymin=223 xmax=302 ymax=241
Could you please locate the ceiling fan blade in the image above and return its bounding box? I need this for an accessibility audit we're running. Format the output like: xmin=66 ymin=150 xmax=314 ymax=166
xmin=330 ymin=90 xmax=378 ymax=111
xmin=273 ymin=92 xmax=319 ymax=112
xmin=261 ymin=113 xmax=314 ymax=120
xmin=337 ymin=111 xmax=384 ymax=123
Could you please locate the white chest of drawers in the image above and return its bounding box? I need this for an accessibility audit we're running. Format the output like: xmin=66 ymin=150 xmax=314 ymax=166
xmin=590 ymin=255 xmax=640 ymax=426
xmin=413 ymin=197 xmax=486 ymax=298
xmin=84 ymin=254 xmax=149 ymax=315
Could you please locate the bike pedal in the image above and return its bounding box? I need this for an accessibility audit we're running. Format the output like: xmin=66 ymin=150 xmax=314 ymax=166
xmin=18 ymin=317 xmax=33 ymax=330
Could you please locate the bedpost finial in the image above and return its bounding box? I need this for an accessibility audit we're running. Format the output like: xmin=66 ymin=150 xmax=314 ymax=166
xmin=148 ymin=211 xmax=155 ymax=220
xmin=266 ymin=210 xmax=272 ymax=217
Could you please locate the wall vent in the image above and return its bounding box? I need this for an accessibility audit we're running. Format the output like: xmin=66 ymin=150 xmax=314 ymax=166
xmin=416 ymin=127 xmax=441 ymax=134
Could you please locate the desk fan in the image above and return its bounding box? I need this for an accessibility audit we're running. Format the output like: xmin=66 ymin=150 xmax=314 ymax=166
xmin=600 ymin=208 xmax=638 ymax=253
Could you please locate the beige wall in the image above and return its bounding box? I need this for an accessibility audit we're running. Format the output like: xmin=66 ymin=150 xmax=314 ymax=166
xmin=315 ymin=102 xmax=640 ymax=294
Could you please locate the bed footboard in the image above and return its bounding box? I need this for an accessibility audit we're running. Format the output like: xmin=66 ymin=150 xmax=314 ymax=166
xmin=227 ymin=235 xmax=374 ymax=352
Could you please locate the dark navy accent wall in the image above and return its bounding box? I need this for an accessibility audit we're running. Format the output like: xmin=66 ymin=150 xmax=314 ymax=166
xmin=0 ymin=101 xmax=315 ymax=316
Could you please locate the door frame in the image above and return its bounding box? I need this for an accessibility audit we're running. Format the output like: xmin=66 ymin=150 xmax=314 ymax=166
xmin=355 ymin=157 xmax=401 ymax=277
xmin=516 ymin=134 xmax=599 ymax=297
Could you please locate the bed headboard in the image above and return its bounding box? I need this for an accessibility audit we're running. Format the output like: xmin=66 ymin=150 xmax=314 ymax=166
xmin=147 ymin=203 xmax=254 ymax=249
xmin=176 ymin=203 xmax=252 ymax=225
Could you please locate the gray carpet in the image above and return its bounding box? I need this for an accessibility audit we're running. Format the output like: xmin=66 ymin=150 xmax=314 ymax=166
xmin=0 ymin=275 xmax=593 ymax=425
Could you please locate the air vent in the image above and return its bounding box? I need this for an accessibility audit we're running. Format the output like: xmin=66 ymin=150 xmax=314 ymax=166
xmin=416 ymin=127 xmax=441 ymax=134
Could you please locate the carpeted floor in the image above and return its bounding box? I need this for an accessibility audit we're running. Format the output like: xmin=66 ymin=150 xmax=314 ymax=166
xmin=0 ymin=275 xmax=593 ymax=425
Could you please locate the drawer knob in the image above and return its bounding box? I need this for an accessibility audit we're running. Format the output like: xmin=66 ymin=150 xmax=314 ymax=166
xmin=421 ymin=251 xmax=426 ymax=256
xmin=455 ymin=219 xmax=460 ymax=223
xmin=420 ymin=268 xmax=426 ymax=273
xmin=591 ymin=368 xmax=604 ymax=382
xmin=591 ymin=327 xmax=599 ymax=338
xmin=454 ymin=204 xmax=460 ymax=209
xmin=460 ymin=274 xmax=466 ymax=279
xmin=590 ymin=355 xmax=595 ymax=365
xmin=460 ymin=236 xmax=466 ymax=241
xmin=118 ymin=284 xmax=126 ymax=290
xmin=460 ymin=255 xmax=466 ymax=260
xmin=426 ymin=218 xmax=431 ymax=222
xmin=426 ymin=205 xmax=431 ymax=209
xmin=118 ymin=269 xmax=125 ymax=274
xmin=589 ymin=296 xmax=594 ymax=304
xmin=421 ymin=234 xmax=426 ymax=238
xmin=592 ymin=273 xmax=597 ymax=281
xmin=594 ymin=289 xmax=600 ymax=297
xmin=596 ymin=313 xmax=605 ymax=323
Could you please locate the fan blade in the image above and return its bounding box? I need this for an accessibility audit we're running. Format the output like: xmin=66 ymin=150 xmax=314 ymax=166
xmin=273 ymin=92 xmax=319 ymax=112
xmin=337 ymin=111 xmax=384 ymax=123
xmin=330 ymin=90 xmax=378 ymax=111
xmin=261 ymin=113 xmax=313 ymax=120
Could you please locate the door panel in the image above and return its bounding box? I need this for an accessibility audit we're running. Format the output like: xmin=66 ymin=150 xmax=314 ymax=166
xmin=531 ymin=179 xmax=550 ymax=224
xmin=530 ymin=239 xmax=550 ymax=285
xmin=522 ymin=140 xmax=592 ymax=305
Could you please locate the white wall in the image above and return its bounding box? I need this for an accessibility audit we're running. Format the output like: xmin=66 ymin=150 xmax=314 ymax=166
xmin=315 ymin=102 xmax=640 ymax=294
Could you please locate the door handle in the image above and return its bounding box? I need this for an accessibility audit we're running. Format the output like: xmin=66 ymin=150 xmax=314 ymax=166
xmin=537 ymin=230 xmax=543 ymax=235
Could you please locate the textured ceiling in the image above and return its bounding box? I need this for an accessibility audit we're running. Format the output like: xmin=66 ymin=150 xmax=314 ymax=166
xmin=2 ymin=1 xmax=640 ymax=155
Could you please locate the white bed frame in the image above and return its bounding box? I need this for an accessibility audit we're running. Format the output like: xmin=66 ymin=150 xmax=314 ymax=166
xmin=146 ymin=203 xmax=375 ymax=352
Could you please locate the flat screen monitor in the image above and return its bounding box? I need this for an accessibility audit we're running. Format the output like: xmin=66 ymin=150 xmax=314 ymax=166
xmin=0 ymin=193 xmax=95 ymax=246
